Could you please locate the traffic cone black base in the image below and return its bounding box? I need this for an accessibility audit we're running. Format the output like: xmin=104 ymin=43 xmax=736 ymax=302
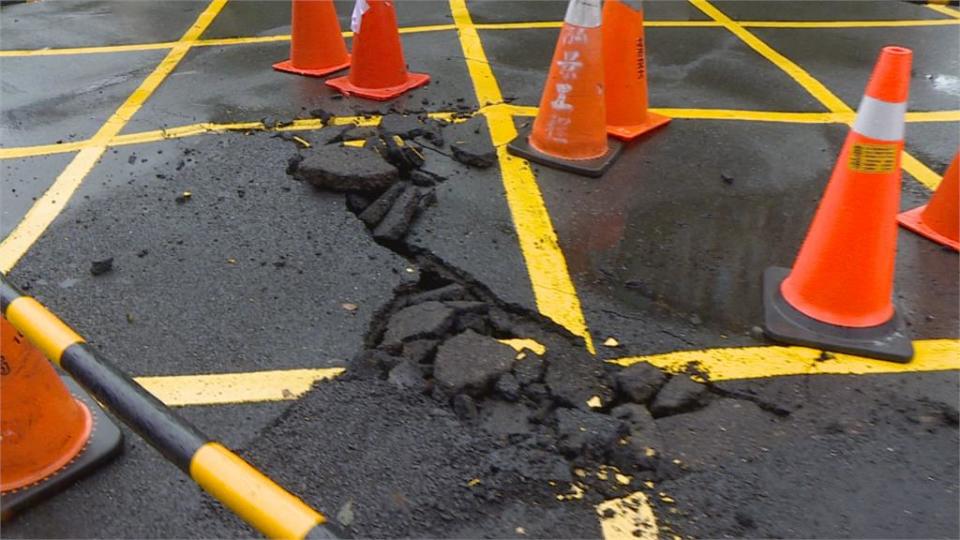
xmin=507 ymin=125 xmax=623 ymax=178
xmin=0 ymin=376 xmax=122 ymax=522
xmin=762 ymin=267 xmax=913 ymax=363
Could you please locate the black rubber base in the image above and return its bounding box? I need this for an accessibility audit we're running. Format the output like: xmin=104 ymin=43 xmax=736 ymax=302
xmin=762 ymin=267 xmax=914 ymax=363
xmin=506 ymin=125 xmax=623 ymax=178
xmin=1 ymin=376 xmax=123 ymax=521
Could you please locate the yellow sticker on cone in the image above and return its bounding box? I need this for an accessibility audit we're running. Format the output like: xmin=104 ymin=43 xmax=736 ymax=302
xmin=848 ymin=143 xmax=898 ymax=173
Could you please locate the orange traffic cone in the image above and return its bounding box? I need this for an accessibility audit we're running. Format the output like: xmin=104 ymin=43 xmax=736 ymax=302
xmin=898 ymin=152 xmax=959 ymax=251
xmin=602 ymin=0 xmax=670 ymax=140
xmin=273 ymin=0 xmax=351 ymax=77
xmin=325 ymin=0 xmax=430 ymax=101
xmin=1 ymin=315 xmax=121 ymax=519
xmin=507 ymin=0 xmax=622 ymax=177
xmin=763 ymin=46 xmax=914 ymax=362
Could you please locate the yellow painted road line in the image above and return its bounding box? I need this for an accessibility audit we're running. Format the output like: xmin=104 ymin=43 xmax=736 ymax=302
xmin=0 ymin=41 xmax=180 ymax=57
xmin=611 ymin=339 xmax=960 ymax=381
xmin=0 ymin=140 xmax=91 ymax=160
xmin=741 ymin=19 xmax=960 ymax=28
xmin=4 ymin=17 xmax=957 ymax=58
xmin=130 ymin=339 xmax=958 ymax=407
xmin=691 ymin=0 xmax=945 ymax=191
xmin=473 ymin=20 xmax=722 ymax=30
xmin=195 ymin=35 xmax=292 ymax=48
xmin=506 ymin=105 xmax=853 ymax=123
xmin=597 ymin=491 xmax=659 ymax=540
xmin=905 ymin=110 xmax=960 ymax=122
xmin=925 ymin=2 xmax=960 ymax=18
xmin=691 ymin=0 xmax=849 ymax=112
xmin=4 ymin=108 xmax=956 ymax=162
xmin=136 ymin=368 xmax=344 ymax=406
xmin=0 ymin=113 xmax=459 ymax=160
xmin=0 ymin=23 xmax=457 ymax=58
xmin=0 ymin=0 xmax=229 ymax=274
xmin=900 ymin=150 xmax=945 ymax=190
xmin=450 ymin=0 xmax=595 ymax=353
xmin=474 ymin=19 xmax=960 ymax=30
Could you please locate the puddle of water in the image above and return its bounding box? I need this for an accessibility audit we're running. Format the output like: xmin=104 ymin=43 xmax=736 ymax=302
xmin=930 ymin=74 xmax=960 ymax=97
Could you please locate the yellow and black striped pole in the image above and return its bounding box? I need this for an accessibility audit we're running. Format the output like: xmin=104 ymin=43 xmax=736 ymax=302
xmin=0 ymin=276 xmax=341 ymax=539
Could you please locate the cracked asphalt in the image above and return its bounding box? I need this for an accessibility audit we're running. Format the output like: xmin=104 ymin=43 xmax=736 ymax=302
xmin=1 ymin=0 xmax=958 ymax=538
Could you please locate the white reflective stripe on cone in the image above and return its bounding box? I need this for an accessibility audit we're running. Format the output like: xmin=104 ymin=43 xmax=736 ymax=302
xmin=351 ymin=0 xmax=370 ymax=34
xmin=565 ymin=0 xmax=602 ymax=28
xmin=852 ymin=95 xmax=907 ymax=141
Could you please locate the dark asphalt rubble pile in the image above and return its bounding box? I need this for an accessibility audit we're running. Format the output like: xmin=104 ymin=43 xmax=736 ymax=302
xmin=349 ymin=270 xmax=713 ymax=483
xmin=269 ymin=110 xmax=782 ymax=536
xmin=285 ymin=112 xmax=496 ymax=244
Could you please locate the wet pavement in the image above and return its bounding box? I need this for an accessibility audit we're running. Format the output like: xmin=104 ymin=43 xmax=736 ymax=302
xmin=1 ymin=0 xmax=958 ymax=538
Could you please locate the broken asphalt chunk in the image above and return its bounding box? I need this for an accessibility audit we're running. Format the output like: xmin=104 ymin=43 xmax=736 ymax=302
xmin=372 ymin=186 xmax=430 ymax=242
xmin=309 ymin=108 xmax=334 ymax=124
xmin=403 ymin=283 xmax=468 ymax=306
xmin=434 ymin=330 xmax=515 ymax=396
xmin=555 ymin=407 xmax=627 ymax=458
xmin=388 ymin=360 xmax=427 ymax=393
xmin=294 ymin=145 xmax=399 ymax=193
xmin=90 ymin=257 xmax=114 ymax=276
xmin=380 ymin=136 xmax=425 ymax=175
xmin=451 ymin=138 xmax=497 ymax=169
xmin=452 ymin=393 xmax=478 ymax=421
xmin=409 ymin=168 xmax=445 ymax=187
xmin=512 ymin=354 xmax=544 ymax=386
xmin=649 ymin=375 xmax=708 ymax=417
xmin=345 ymin=192 xmax=372 ymax=214
xmin=381 ymin=301 xmax=457 ymax=348
xmin=495 ymin=373 xmax=521 ymax=402
xmin=545 ymin=349 xmax=615 ymax=410
xmin=348 ymin=349 xmax=402 ymax=380
xmin=615 ymin=363 xmax=668 ymax=405
xmin=359 ymin=181 xmax=408 ymax=228
xmin=378 ymin=113 xmax=425 ymax=139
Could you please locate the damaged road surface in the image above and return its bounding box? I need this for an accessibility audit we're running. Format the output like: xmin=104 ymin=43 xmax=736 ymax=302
xmin=1 ymin=0 xmax=958 ymax=538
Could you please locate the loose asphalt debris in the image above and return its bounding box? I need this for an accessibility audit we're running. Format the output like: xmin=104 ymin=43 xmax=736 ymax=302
xmin=269 ymin=111 xmax=850 ymax=537
xmin=89 ymin=257 xmax=114 ymax=276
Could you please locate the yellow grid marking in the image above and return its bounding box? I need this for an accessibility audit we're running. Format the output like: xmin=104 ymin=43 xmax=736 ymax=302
xmin=3 ymin=2 xmax=955 ymax=382
xmin=0 ymin=0 xmax=229 ymax=274
xmin=502 ymin=106 xmax=960 ymax=124
xmin=0 ymin=112 xmax=463 ymax=160
xmin=136 ymin=368 xmax=344 ymax=406
xmin=611 ymin=339 xmax=960 ymax=381
xmin=3 ymin=17 xmax=958 ymax=58
xmin=0 ymin=41 xmax=181 ymax=57
xmin=691 ymin=0 xmax=946 ymax=191
xmin=925 ymin=2 xmax=960 ymax=18
xmin=450 ymin=0 xmax=595 ymax=353
xmin=597 ymin=492 xmax=659 ymax=540
xmin=740 ymin=18 xmax=960 ymax=28
xmin=0 ymin=24 xmax=457 ymax=58
xmin=132 ymin=339 xmax=958 ymax=407
xmin=3 ymin=107 xmax=956 ymax=161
